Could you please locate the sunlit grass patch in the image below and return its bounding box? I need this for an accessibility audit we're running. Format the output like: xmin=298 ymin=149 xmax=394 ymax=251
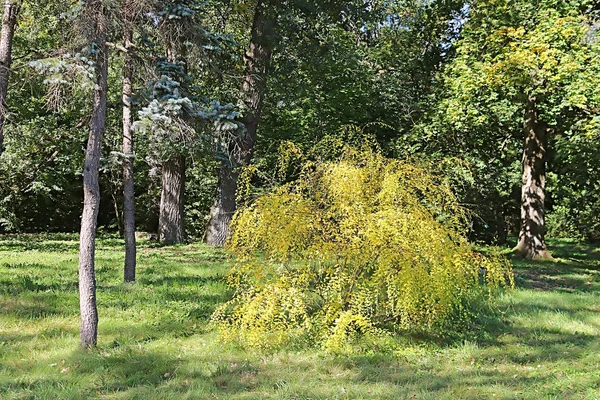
xmin=0 ymin=235 xmax=599 ymax=399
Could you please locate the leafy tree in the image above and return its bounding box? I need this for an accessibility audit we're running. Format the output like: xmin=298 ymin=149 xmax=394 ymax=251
xmin=206 ymin=0 xmax=279 ymax=246
xmin=133 ymin=0 xmax=242 ymax=244
xmin=205 ymin=0 xmax=466 ymax=246
xmin=432 ymin=0 xmax=600 ymax=258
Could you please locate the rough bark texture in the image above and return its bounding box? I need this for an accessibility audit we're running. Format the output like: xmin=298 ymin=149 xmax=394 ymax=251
xmin=157 ymin=24 xmax=187 ymax=245
xmin=0 ymin=0 xmax=20 ymax=154
xmin=206 ymin=0 xmax=276 ymax=246
xmin=122 ymin=4 xmax=136 ymax=282
xmin=206 ymin=162 xmax=237 ymax=246
xmin=159 ymin=155 xmax=185 ymax=244
xmin=515 ymin=100 xmax=552 ymax=260
xmin=79 ymin=0 xmax=107 ymax=348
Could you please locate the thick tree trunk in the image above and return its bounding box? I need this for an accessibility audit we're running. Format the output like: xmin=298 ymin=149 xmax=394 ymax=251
xmin=206 ymin=162 xmax=237 ymax=246
xmin=79 ymin=0 xmax=108 ymax=348
xmin=159 ymin=155 xmax=185 ymax=244
xmin=157 ymin=24 xmax=187 ymax=245
xmin=515 ymin=101 xmax=552 ymax=260
xmin=122 ymin=6 xmax=136 ymax=282
xmin=206 ymin=0 xmax=276 ymax=246
xmin=0 ymin=0 xmax=20 ymax=154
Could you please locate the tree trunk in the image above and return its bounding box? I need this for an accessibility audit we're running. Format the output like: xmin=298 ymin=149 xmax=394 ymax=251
xmin=122 ymin=3 xmax=136 ymax=282
xmin=111 ymin=185 xmax=123 ymax=235
xmin=157 ymin=20 xmax=187 ymax=245
xmin=79 ymin=0 xmax=108 ymax=348
xmin=206 ymin=0 xmax=276 ymax=246
xmin=206 ymin=162 xmax=237 ymax=246
xmin=0 ymin=0 xmax=20 ymax=154
xmin=146 ymin=166 xmax=161 ymax=234
xmin=159 ymin=155 xmax=185 ymax=244
xmin=515 ymin=100 xmax=552 ymax=260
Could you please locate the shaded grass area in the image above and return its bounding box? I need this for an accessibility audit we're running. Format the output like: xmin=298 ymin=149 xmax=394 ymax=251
xmin=0 ymin=235 xmax=599 ymax=399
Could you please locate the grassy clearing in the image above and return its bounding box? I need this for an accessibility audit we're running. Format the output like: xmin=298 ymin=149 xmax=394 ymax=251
xmin=0 ymin=235 xmax=599 ymax=399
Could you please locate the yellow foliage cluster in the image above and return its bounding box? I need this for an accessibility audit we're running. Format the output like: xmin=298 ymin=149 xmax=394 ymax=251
xmin=212 ymin=148 xmax=513 ymax=352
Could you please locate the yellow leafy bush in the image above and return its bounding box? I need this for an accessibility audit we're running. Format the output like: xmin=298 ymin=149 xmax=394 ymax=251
xmin=212 ymin=147 xmax=513 ymax=352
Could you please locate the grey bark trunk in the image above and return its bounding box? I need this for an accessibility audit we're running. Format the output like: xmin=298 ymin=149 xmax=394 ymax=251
xmin=0 ymin=0 xmax=20 ymax=154
xmin=122 ymin=5 xmax=136 ymax=282
xmin=158 ymin=26 xmax=187 ymax=245
xmin=79 ymin=0 xmax=108 ymax=348
xmin=515 ymin=100 xmax=552 ymax=260
xmin=206 ymin=162 xmax=237 ymax=246
xmin=159 ymin=155 xmax=185 ymax=244
xmin=206 ymin=0 xmax=275 ymax=246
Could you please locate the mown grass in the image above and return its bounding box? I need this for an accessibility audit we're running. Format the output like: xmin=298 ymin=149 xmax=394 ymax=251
xmin=0 ymin=235 xmax=599 ymax=399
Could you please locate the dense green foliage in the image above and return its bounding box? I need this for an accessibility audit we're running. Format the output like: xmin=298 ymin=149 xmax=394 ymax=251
xmin=213 ymin=149 xmax=513 ymax=351
xmin=0 ymin=0 xmax=469 ymax=236
xmin=0 ymin=0 xmax=597 ymax=244
xmin=422 ymin=0 xmax=600 ymax=241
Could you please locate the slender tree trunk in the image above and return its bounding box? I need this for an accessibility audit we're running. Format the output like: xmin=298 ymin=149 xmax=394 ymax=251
xmin=146 ymin=166 xmax=161 ymax=234
xmin=111 ymin=186 xmax=123 ymax=235
xmin=515 ymin=100 xmax=551 ymax=260
xmin=159 ymin=155 xmax=185 ymax=244
xmin=79 ymin=0 xmax=108 ymax=348
xmin=0 ymin=0 xmax=20 ymax=154
xmin=495 ymin=204 xmax=507 ymax=245
xmin=122 ymin=3 xmax=136 ymax=282
xmin=206 ymin=0 xmax=276 ymax=246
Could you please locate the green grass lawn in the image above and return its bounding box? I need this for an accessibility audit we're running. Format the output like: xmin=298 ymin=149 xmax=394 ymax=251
xmin=1 ymin=235 xmax=599 ymax=399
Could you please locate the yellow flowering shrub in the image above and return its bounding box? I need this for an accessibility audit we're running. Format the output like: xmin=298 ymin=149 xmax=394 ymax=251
xmin=212 ymin=147 xmax=513 ymax=352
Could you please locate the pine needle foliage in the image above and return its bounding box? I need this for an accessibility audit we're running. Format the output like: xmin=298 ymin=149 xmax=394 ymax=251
xmin=213 ymin=147 xmax=513 ymax=352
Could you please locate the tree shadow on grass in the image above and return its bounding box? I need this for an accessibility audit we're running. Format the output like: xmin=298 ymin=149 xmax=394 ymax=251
xmin=0 ymin=292 xmax=78 ymax=319
xmin=327 ymin=331 xmax=600 ymax=398
xmin=17 ymin=343 xmax=265 ymax=398
xmin=136 ymin=274 xmax=225 ymax=287
xmin=0 ymin=234 xmax=204 ymax=253
xmin=504 ymin=240 xmax=600 ymax=293
xmin=0 ymin=345 xmax=185 ymax=398
xmin=69 ymin=347 xmax=181 ymax=392
xmin=0 ymin=275 xmax=78 ymax=295
xmin=0 ymin=239 xmax=80 ymax=253
xmin=548 ymin=239 xmax=600 ymax=262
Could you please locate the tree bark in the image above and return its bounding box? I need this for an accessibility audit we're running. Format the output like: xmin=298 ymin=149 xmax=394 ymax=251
xmin=206 ymin=0 xmax=276 ymax=246
xmin=79 ymin=0 xmax=108 ymax=348
xmin=122 ymin=3 xmax=136 ymax=282
xmin=157 ymin=20 xmax=187 ymax=245
xmin=0 ymin=0 xmax=20 ymax=154
xmin=515 ymin=100 xmax=552 ymax=260
xmin=206 ymin=161 xmax=237 ymax=246
xmin=159 ymin=155 xmax=185 ymax=244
